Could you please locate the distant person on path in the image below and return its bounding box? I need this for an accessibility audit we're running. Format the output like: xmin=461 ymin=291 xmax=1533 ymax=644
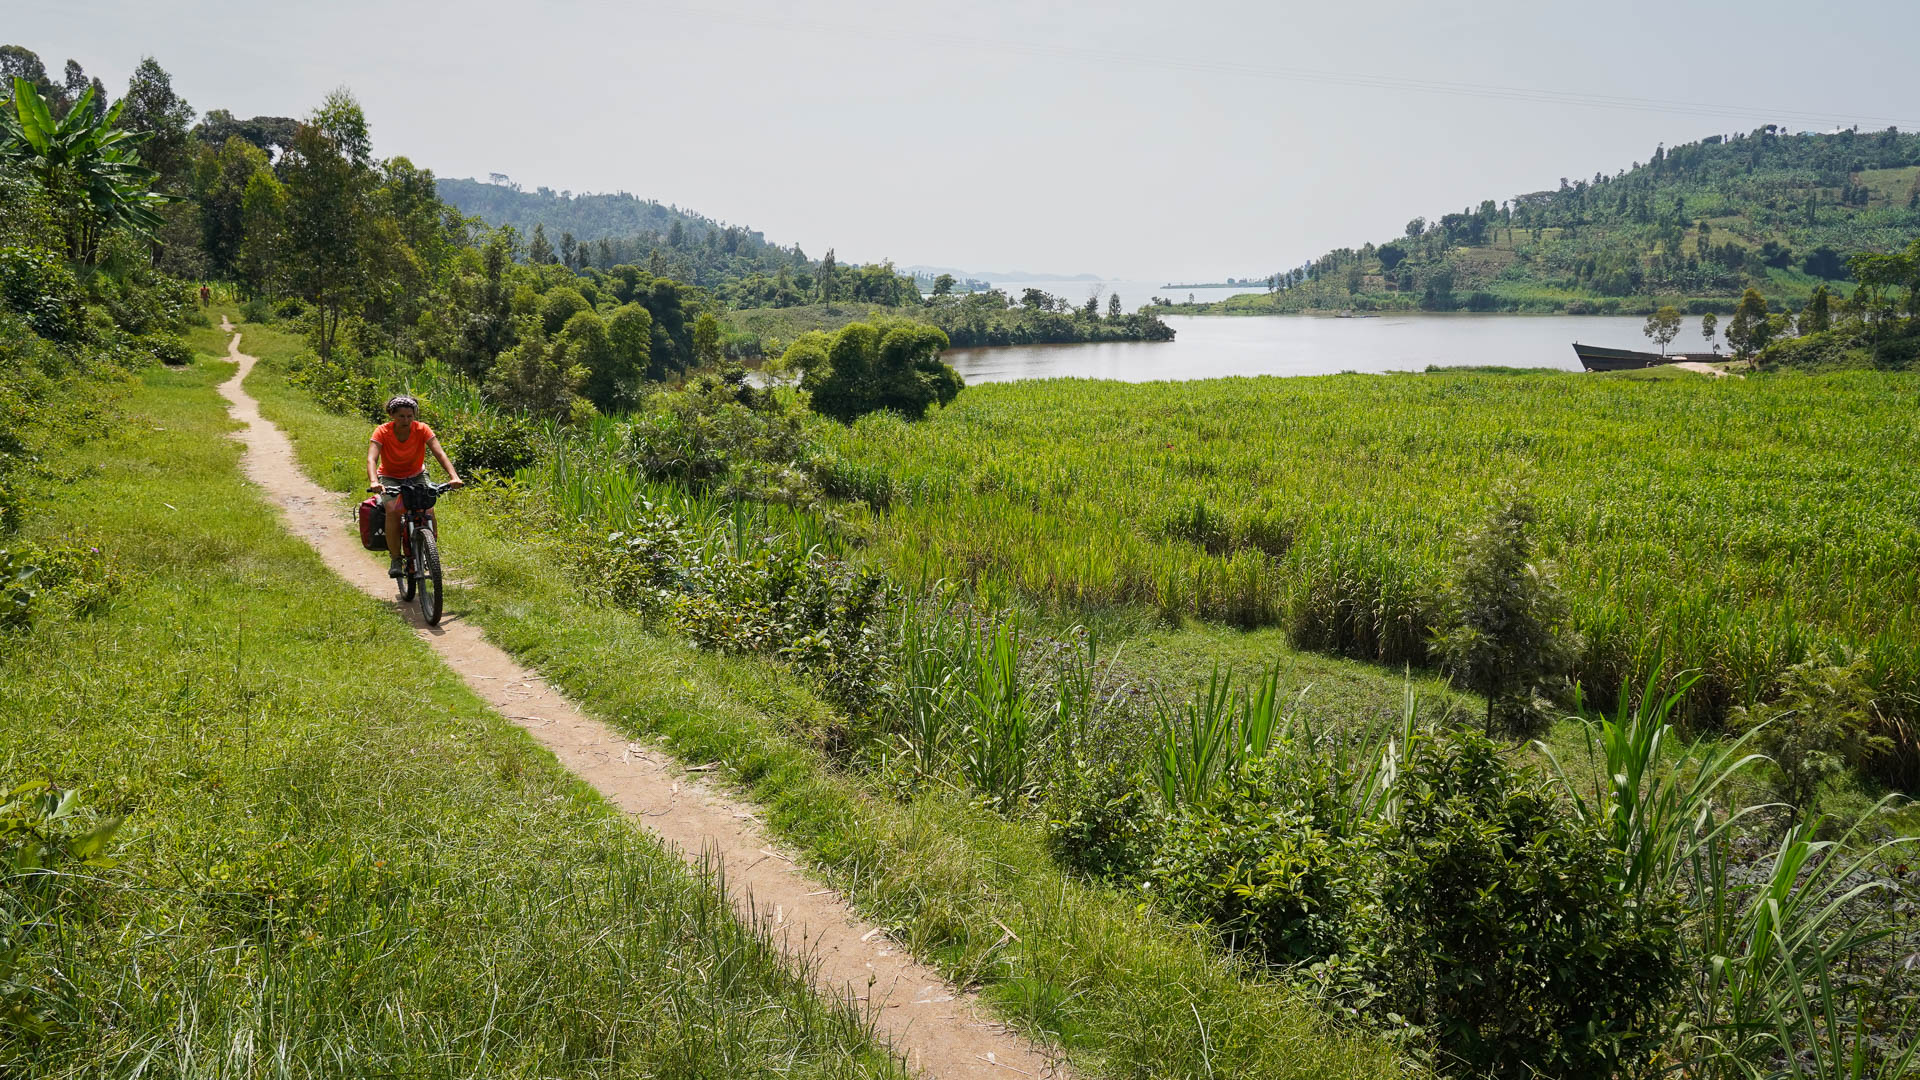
xmin=366 ymin=395 xmax=462 ymax=577
xmin=199 ymin=284 xmax=211 ymax=307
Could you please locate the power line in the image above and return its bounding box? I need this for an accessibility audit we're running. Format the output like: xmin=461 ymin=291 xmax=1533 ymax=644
xmin=647 ymin=3 xmax=1918 ymax=131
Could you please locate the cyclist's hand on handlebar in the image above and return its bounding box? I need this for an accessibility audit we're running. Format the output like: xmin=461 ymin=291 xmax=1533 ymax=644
xmin=367 ymin=483 xmax=382 ymax=493
xmin=446 ymin=478 xmax=465 ymax=489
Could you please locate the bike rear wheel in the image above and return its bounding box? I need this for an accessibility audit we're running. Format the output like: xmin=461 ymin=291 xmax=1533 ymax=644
xmin=414 ymin=525 xmax=443 ymax=625
xmin=398 ymin=528 xmax=417 ymax=601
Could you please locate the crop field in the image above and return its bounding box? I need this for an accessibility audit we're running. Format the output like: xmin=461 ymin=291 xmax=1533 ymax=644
xmin=819 ymin=369 xmax=1920 ymax=771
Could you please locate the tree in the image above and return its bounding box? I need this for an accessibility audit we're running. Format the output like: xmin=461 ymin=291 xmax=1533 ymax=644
xmin=931 ymin=272 xmax=955 ymax=297
xmin=1799 ymin=284 xmax=1831 ymax=335
xmin=234 ymin=164 xmax=285 ymax=285
xmin=592 ymin=303 xmax=653 ymax=407
xmin=117 ymin=57 xmax=195 ymax=185
xmin=540 ymin=286 xmax=588 ymax=335
xmin=1376 ymin=243 xmax=1407 ymax=273
xmin=1847 ymin=237 xmax=1920 ymax=323
xmin=1405 ymin=217 xmax=1426 ymax=239
xmin=527 ymin=222 xmax=555 ymax=265
xmin=692 ymin=311 xmax=722 ymax=366
xmin=1724 ymin=288 xmax=1773 ymax=359
xmin=1431 ymin=488 xmax=1579 ymax=737
xmin=278 ymin=90 xmax=374 ymax=360
xmin=1108 ymin=292 xmax=1123 ymax=319
xmin=1642 ymin=305 xmax=1683 ymax=355
xmin=2 ymin=75 xmax=174 ymax=263
xmin=778 ymin=320 xmax=963 ymax=422
xmin=194 ymin=135 xmax=272 ymax=276
xmin=1700 ymin=312 xmax=1718 ymax=351
xmin=485 ymin=314 xmax=585 ymax=418
xmin=1801 ymin=245 xmax=1845 ymax=280
xmin=818 ymin=247 xmax=837 ymax=309
xmin=559 ymin=230 xmax=576 ymax=269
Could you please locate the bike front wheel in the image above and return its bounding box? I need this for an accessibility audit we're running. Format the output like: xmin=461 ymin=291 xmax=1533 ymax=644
xmin=414 ymin=525 xmax=443 ymax=625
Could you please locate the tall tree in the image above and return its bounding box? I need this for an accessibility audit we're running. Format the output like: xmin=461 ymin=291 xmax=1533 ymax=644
xmin=818 ymin=247 xmax=837 ymax=309
xmin=1799 ymin=284 xmax=1831 ymax=335
xmin=118 ymin=57 xmax=195 ymax=185
xmin=194 ymin=135 xmax=271 ymax=275
xmin=278 ymin=89 xmax=375 ymax=359
xmin=1108 ymin=292 xmax=1123 ymax=319
xmin=692 ymin=311 xmax=722 ymax=366
xmin=1700 ymin=312 xmax=1718 ymax=350
xmin=526 ymin=221 xmax=555 ymax=265
xmin=1642 ymin=305 xmax=1683 ymax=355
xmin=1724 ymin=288 xmax=1773 ymax=359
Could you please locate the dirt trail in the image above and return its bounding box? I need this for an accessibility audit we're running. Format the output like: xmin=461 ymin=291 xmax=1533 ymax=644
xmin=214 ymin=323 xmax=1062 ymax=1080
xmin=1674 ymin=361 xmax=1742 ymax=378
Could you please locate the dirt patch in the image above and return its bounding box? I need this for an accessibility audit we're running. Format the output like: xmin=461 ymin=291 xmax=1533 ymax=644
xmin=214 ymin=322 xmax=1063 ymax=1079
xmin=1674 ymin=361 xmax=1742 ymax=378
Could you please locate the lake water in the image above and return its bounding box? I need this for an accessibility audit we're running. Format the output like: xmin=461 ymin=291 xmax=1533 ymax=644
xmin=945 ymin=314 xmax=1670 ymax=384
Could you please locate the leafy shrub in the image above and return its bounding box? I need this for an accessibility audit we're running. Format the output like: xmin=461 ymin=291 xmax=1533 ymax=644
xmin=0 ymin=539 xmax=124 ymax=629
xmin=439 ymin=412 xmax=542 ymax=478
xmin=139 ymin=332 xmax=192 ymax=367
xmin=1368 ymin=729 xmax=1683 ymax=1080
xmin=1734 ymin=652 xmax=1891 ymax=818
xmin=0 ymin=246 xmax=86 ymax=342
xmin=1041 ymin=756 xmax=1159 ymax=881
xmin=239 ymin=295 xmax=275 ymax=324
xmin=1147 ymin=746 xmax=1373 ymax=964
xmin=579 ymin=506 xmax=898 ymax=721
xmin=626 ymin=369 xmax=809 ymax=496
xmin=287 ymin=347 xmax=407 ymax=421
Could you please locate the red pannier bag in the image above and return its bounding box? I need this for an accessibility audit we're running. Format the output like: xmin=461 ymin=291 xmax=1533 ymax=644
xmin=357 ymin=497 xmax=388 ymax=551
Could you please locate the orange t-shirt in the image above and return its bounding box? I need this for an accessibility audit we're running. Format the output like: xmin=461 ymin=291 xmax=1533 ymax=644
xmin=372 ymin=421 xmax=436 ymax=478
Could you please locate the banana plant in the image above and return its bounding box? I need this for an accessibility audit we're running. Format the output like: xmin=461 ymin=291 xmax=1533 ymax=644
xmin=2 ymin=76 xmax=176 ymax=262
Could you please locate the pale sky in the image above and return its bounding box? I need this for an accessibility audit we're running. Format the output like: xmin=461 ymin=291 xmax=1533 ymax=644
xmin=13 ymin=0 xmax=1919 ymax=280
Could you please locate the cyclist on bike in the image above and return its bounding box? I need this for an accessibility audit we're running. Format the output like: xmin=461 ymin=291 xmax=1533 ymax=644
xmin=367 ymin=395 xmax=462 ymax=578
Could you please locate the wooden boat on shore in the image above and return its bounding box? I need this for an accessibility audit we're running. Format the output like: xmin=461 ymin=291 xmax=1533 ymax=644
xmin=1572 ymin=343 xmax=1679 ymax=371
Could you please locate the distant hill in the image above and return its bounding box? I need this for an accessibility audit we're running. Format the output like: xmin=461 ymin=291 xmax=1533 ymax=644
xmin=1192 ymin=126 xmax=1920 ymax=316
xmin=437 ymin=177 xmax=927 ymax=307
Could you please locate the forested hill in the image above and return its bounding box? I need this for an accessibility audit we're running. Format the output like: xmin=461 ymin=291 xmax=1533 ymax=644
xmin=438 ymin=177 xmax=775 ymax=254
xmin=1196 ymin=126 xmax=1920 ymax=316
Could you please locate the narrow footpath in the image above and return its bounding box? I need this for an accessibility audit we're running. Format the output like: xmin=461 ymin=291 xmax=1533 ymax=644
xmin=214 ymin=322 xmax=1062 ymax=1080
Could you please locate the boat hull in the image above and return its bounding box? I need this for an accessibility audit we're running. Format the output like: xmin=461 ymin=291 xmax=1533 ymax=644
xmin=1572 ymin=343 xmax=1678 ymax=371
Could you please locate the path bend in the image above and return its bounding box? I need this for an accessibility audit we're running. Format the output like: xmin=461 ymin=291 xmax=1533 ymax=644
xmin=213 ymin=322 xmax=1063 ymax=1080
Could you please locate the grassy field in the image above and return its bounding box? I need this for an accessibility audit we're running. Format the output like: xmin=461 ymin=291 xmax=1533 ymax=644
xmin=0 ymin=342 xmax=902 ymax=1077
xmin=815 ymin=369 xmax=1920 ymax=778
xmin=236 ymin=313 xmax=1417 ymax=1080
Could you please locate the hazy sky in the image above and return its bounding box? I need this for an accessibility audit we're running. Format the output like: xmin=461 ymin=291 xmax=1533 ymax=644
xmin=13 ymin=0 xmax=1919 ymax=280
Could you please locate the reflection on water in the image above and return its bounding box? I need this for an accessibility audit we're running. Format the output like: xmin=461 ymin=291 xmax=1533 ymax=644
xmin=945 ymin=314 xmax=1668 ymax=384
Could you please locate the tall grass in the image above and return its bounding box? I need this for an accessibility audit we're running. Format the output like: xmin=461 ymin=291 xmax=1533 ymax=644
xmin=1542 ymin=675 xmax=1917 ymax=1079
xmin=818 ymin=370 xmax=1920 ymax=781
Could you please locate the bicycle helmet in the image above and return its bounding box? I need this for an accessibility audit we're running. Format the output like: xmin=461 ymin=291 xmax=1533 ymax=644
xmin=385 ymin=394 xmax=420 ymax=415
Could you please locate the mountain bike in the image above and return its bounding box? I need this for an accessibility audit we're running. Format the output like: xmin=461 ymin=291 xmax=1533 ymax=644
xmin=382 ymin=481 xmax=458 ymax=626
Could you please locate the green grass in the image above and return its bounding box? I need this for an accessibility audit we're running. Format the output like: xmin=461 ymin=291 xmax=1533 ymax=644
xmin=1 ymin=346 xmax=901 ymax=1077
xmin=238 ymin=315 xmax=1416 ymax=1080
xmin=812 ymin=370 xmax=1920 ymax=783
